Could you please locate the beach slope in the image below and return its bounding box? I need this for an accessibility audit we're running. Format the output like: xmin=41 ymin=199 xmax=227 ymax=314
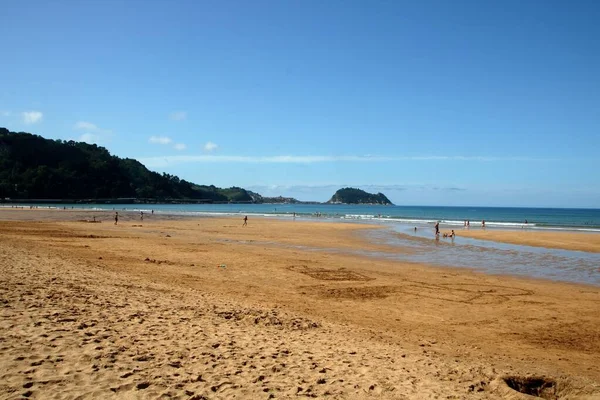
xmin=456 ymin=229 xmax=600 ymax=253
xmin=1 ymin=210 xmax=599 ymax=399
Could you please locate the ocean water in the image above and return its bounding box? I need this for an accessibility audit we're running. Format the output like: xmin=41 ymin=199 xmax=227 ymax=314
xmin=11 ymin=203 xmax=600 ymax=231
xmin=377 ymin=225 xmax=600 ymax=286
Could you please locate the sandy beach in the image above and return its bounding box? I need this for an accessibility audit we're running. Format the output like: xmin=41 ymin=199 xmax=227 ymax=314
xmin=1 ymin=209 xmax=600 ymax=399
xmin=455 ymin=229 xmax=600 ymax=253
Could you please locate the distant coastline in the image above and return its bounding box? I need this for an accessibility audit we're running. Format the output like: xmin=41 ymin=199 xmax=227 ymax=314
xmin=0 ymin=198 xmax=322 ymax=205
xmin=1 ymin=198 xmax=231 ymax=205
xmin=0 ymin=198 xmax=391 ymax=206
xmin=2 ymin=202 xmax=598 ymax=230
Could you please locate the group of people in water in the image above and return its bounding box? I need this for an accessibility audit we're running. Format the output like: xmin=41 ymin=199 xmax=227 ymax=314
xmin=433 ymin=221 xmax=456 ymax=239
xmin=429 ymin=218 xmax=530 ymax=239
xmin=461 ymin=220 xmax=486 ymax=229
xmin=430 ymin=219 xmax=489 ymax=240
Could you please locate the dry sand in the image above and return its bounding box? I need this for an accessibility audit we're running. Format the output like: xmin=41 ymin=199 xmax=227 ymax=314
xmin=455 ymin=229 xmax=600 ymax=253
xmin=1 ymin=209 xmax=600 ymax=399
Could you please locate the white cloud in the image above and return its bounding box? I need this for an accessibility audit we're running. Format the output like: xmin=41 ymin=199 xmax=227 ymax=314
xmin=73 ymin=121 xmax=112 ymax=134
xmin=204 ymin=141 xmax=218 ymax=152
xmin=0 ymin=110 xmax=11 ymax=117
xmin=74 ymin=121 xmax=98 ymax=130
xmin=22 ymin=111 xmax=43 ymax=124
xmin=149 ymin=136 xmax=173 ymax=145
xmin=138 ymin=154 xmax=554 ymax=168
xmin=169 ymin=111 xmax=187 ymax=121
xmin=78 ymin=133 xmax=101 ymax=144
xmin=173 ymin=143 xmax=187 ymax=151
xmin=72 ymin=121 xmax=113 ymax=144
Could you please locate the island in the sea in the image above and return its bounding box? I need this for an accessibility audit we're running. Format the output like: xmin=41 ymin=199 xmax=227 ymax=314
xmin=326 ymin=187 xmax=393 ymax=205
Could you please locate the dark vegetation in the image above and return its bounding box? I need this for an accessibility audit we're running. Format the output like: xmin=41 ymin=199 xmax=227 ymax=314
xmin=327 ymin=187 xmax=393 ymax=205
xmin=0 ymin=128 xmax=252 ymax=202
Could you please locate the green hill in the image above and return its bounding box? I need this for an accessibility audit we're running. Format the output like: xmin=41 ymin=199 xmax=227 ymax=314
xmin=0 ymin=127 xmax=253 ymax=202
xmin=326 ymin=187 xmax=393 ymax=205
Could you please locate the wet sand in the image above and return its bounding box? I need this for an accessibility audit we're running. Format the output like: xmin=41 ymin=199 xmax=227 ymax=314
xmin=1 ymin=209 xmax=600 ymax=399
xmin=455 ymin=228 xmax=600 ymax=253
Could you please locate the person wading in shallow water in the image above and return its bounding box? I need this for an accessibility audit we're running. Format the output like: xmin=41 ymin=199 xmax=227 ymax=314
xmin=243 ymin=215 xmax=248 ymax=226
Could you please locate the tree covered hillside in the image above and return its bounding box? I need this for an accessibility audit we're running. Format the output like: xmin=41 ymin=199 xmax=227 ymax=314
xmin=0 ymin=127 xmax=252 ymax=202
xmin=327 ymin=187 xmax=393 ymax=205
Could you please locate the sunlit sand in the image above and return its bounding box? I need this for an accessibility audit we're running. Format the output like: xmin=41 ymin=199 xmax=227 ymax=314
xmin=1 ymin=209 xmax=599 ymax=398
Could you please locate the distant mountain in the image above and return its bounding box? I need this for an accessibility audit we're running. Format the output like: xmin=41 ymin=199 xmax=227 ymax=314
xmin=0 ymin=127 xmax=253 ymax=202
xmin=326 ymin=187 xmax=393 ymax=205
xmin=247 ymin=191 xmax=304 ymax=204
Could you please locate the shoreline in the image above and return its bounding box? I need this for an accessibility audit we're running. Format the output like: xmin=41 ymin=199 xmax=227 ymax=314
xmin=2 ymin=207 xmax=600 ymax=254
xmin=2 ymin=208 xmax=598 ymax=286
xmin=0 ymin=203 xmax=600 ymax=233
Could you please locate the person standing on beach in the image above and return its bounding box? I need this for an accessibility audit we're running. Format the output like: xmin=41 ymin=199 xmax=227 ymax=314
xmin=482 ymin=220 xmax=485 ymax=229
xmin=434 ymin=221 xmax=440 ymax=237
xmin=140 ymin=211 xmax=144 ymax=221
xmin=114 ymin=212 xmax=119 ymax=225
xmin=243 ymin=215 xmax=248 ymax=226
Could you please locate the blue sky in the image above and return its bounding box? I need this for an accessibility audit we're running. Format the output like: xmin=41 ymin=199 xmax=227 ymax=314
xmin=1 ymin=0 xmax=599 ymax=207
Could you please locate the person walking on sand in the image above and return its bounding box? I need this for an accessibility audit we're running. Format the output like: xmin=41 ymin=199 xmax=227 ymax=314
xmin=434 ymin=221 xmax=440 ymax=236
xmin=243 ymin=215 xmax=248 ymax=226
xmin=140 ymin=211 xmax=144 ymax=221
xmin=114 ymin=212 xmax=119 ymax=225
